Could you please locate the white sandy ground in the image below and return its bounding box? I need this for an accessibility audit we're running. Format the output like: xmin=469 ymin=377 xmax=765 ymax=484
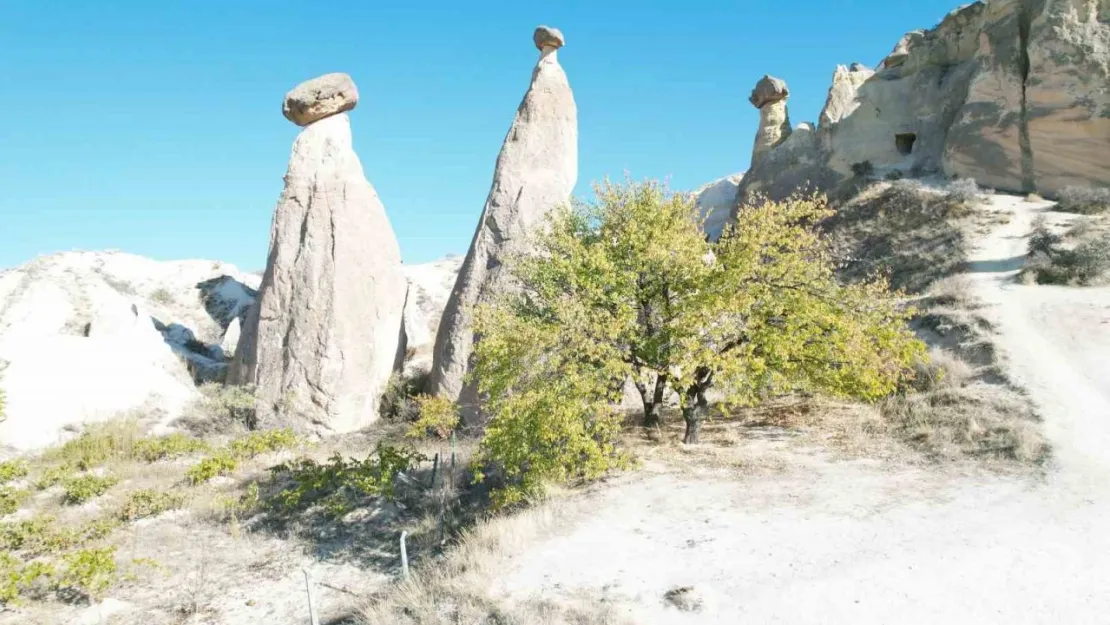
xmin=491 ymin=194 xmax=1110 ymax=624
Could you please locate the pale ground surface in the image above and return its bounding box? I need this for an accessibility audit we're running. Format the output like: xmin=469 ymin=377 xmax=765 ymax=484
xmin=491 ymin=193 xmax=1110 ymax=623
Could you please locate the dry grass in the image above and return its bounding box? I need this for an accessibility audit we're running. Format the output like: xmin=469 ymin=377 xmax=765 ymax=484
xmin=359 ymin=497 xmax=628 ymax=625
xmin=823 ymin=180 xmax=975 ymax=294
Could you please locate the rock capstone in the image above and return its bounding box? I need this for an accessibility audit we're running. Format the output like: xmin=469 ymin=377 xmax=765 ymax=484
xmin=750 ymin=75 xmax=792 ymax=164
xmin=282 ymin=73 xmax=359 ymax=127
xmin=427 ymin=27 xmax=578 ymax=421
xmin=533 ymin=25 xmax=565 ymax=50
xmin=231 ymin=76 xmax=406 ymax=434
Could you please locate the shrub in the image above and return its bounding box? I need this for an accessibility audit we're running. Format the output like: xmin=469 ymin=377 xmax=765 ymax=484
xmin=406 ymin=394 xmax=460 ymax=440
xmin=884 ymin=170 xmax=904 ymax=181
xmin=227 ymin=428 xmax=298 ymax=459
xmin=0 ymin=461 xmax=28 ymax=486
xmin=149 ymin=288 xmax=174 ymax=304
xmin=58 ymin=547 xmax=117 ymax=600
xmin=185 ymin=453 xmax=238 ymax=485
xmin=0 ymin=553 xmax=54 ymax=606
xmin=1055 ymin=186 xmax=1110 ymax=215
xmin=851 ymin=161 xmax=874 ymax=178
xmin=945 ymin=178 xmax=980 ymax=209
xmin=195 ymin=382 xmax=257 ymax=429
xmin=43 ymin=420 xmax=142 ymax=470
xmin=1024 ymin=218 xmax=1110 ymax=285
xmin=117 ymin=489 xmax=186 ymax=521
xmin=61 ymin=474 xmax=119 ymax=505
xmin=267 ymin=443 xmax=427 ymax=517
xmin=380 ymin=373 xmax=422 ymax=421
xmin=35 ymin=465 xmax=75 ymax=490
xmin=133 ymin=433 xmax=210 ymax=462
xmin=0 ymin=487 xmax=28 ymax=517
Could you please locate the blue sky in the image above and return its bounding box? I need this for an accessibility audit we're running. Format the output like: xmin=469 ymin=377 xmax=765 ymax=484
xmin=1 ymin=1 xmax=961 ymax=270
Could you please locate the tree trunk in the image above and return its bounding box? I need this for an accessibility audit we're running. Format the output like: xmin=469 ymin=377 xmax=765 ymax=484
xmin=641 ymin=374 xmax=667 ymax=428
xmin=682 ymin=386 xmax=709 ymax=444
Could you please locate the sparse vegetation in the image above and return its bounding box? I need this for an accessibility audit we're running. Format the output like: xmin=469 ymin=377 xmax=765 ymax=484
xmin=190 ymin=382 xmax=258 ymax=431
xmin=406 ymin=394 xmax=460 ymax=440
xmin=851 ymin=160 xmax=874 ymax=178
xmin=117 ymin=489 xmax=187 ymax=521
xmin=825 ymin=179 xmax=973 ymax=293
xmin=381 ymin=372 xmax=424 ymax=421
xmin=133 ymin=432 xmax=210 ymax=462
xmin=0 ymin=487 xmax=28 ymax=516
xmin=186 ymin=452 xmax=238 ymax=485
xmin=227 ymin=428 xmax=298 ymax=459
xmin=150 ymin=287 xmax=175 ymax=304
xmin=42 ymin=419 xmax=143 ymax=470
xmin=944 ymin=177 xmax=981 ymax=210
xmin=1022 ymin=216 xmax=1110 ymax=285
xmin=61 ymin=473 xmax=119 ymax=505
xmin=471 ymin=178 xmax=924 ymax=505
xmin=57 ymin=546 xmax=117 ymax=600
xmin=1054 ymin=185 xmax=1110 ymax=215
xmin=0 ymin=461 xmax=29 ymax=485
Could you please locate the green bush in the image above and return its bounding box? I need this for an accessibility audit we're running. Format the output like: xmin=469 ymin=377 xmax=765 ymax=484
xmin=133 ymin=433 xmax=210 ymax=462
xmin=0 ymin=461 xmax=28 ymax=486
xmin=61 ymin=474 xmax=119 ymax=505
xmin=117 ymin=489 xmax=186 ymax=521
xmin=58 ymin=547 xmax=117 ymax=600
xmin=267 ymin=443 xmax=427 ymax=517
xmin=43 ymin=420 xmax=142 ymax=470
xmin=35 ymin=465 xmax=75 ymax=490
xmin=406 ymin=394 xmax=460 ymax=440
xmin=0 ymin=487 xmax=28 ymax=517
xmin=0 ymin=553 xmax=54 ymax=605
xmin=185 ymin=453 xmax=238 ymax=485
xmin=228 ymin=428 xmax=298 ymax=459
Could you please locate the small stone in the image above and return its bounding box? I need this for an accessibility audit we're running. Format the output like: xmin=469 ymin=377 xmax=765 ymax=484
xmin=749 ymin=75 xmax=789 ymax=108
xmin=282 ymin=73 xmax=359 ymax=126
xmin=664 ymin=586 xmax=704 ymax=612
xmin=533 ymin=25 xmax=565 ymax=50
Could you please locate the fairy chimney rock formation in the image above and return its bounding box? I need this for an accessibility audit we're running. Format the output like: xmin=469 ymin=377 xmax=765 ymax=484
xmin=427 ymin=26 xmax=578 ymax=421
xmin=750 ymin=75 xmax=792 ymax=165
xmin=230 ymin=73 xmax=406 ymax=435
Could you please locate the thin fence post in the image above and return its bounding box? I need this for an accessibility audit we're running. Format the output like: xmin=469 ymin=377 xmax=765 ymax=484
xmin=429 ymin=453 xmax=439 ymax=489
xmin=400 ymin=531 xmax=410 ymax=580
xmin=302 ymin=568 xmax=320 ymax=625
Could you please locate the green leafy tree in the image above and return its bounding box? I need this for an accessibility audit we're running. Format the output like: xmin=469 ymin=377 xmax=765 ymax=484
xmin=471 ymin=178 xmax=924 ymax=498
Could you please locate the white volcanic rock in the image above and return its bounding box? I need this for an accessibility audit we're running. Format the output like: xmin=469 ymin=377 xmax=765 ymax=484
xmin=694 ymin=174 xmax=744 ymax=240
xmin=427 ymin=26 xmax=578 ymax=421
xmin=230 ymin=103 xmax=407 ymax=434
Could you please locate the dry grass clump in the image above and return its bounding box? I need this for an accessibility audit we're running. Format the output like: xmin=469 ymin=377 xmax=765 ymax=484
xmin=1021 ymin=215 xmax=1110 ymax=286
xmin=823 ymin=180 xmax=974 ymax=293
xmin=1054 ymin=186 xmax=1110 ymax=215
xmin=360 ymin=499 xmax=628 ymax=625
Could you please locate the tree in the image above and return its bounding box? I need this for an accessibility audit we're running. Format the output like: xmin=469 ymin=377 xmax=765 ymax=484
xmin=470 ymin=178 xmax=924 ymax=501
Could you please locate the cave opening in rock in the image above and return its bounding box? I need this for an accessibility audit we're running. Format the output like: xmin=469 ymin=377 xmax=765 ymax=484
xmin=895 ymin=133 xmax=917 ymax=156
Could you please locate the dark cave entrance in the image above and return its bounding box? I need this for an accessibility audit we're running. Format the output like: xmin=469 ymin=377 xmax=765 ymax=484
xmin=895 ymin=133 xmax=917 ymax=156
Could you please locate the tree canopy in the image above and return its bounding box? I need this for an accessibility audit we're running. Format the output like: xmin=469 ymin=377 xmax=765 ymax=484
xmin=470 ymin=178 xmax=925 ymax=505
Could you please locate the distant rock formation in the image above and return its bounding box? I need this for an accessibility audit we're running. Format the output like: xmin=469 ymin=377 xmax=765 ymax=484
xmin=734 ymin=0 xmax=1110 ymax=212
xmin=694 ymin=173 xmax=744 ymax=240
xmin=749 ymin=75 xmax=792 ymax=165
xmin=0 ymin=251 xmax=259 ymax=450
xmin=401 ymin=256 xmax=465 ymax=376
xmin=427 ymin=26 xmax=578 ymax=421
xmin=229 ymin=73 xmax=406 ymax=434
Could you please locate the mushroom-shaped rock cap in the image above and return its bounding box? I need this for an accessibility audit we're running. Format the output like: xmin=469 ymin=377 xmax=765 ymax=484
xmin=749 ymin=75 xmax=790 ymax=109
xmin=282 ymin=73 xmax=359 ymax=127
xmin=533 ymin=26 xmax=565 ymax=50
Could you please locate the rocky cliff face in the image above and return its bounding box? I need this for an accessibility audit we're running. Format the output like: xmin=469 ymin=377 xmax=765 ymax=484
xmin=734 ymin=0 xmax=1109 ymax=212
xmin=229 ymin=74 xmax=407 ymax=435
xmin=427 ymin=26 xmax=578 ymax=421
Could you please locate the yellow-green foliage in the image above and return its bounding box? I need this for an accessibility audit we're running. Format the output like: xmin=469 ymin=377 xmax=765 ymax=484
xmin=58 ymin=546 xmax=117 ymax=600
xmin=133 ymin=433 xmax=210 ymax=462
xmin=268 ymin=443 xmax=426 ymax=517
xmin=1 ymin=514 xmax=120 ymax=558
xmin=186 ymin=453 xmax=237 ymax=485
xmin=35 ymin=464 xmax=75 ymax=490
xmin=117 ymin=489 xmax=186 ymax=521
xmin=0 ymin=488 xmax=28 ymax=517
xmin=0 ymin=553 xmax=54 ymax=605
xmin=0 ymin=461 xmax=27 ymax=486
xmin=472 ymin=178 xmax=924 ymax=503
xmin=42 ymin=420 xmax=143 ymax=470
xmin=406 ymin=395 xmax=460 ymax=440
xmin=227 ymin=428 xmax=298 ymax=459
xmin=61 ymin=474 xmax=119 ymax=505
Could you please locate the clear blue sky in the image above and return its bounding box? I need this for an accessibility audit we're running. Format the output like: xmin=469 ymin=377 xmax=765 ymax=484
xmin=0 ymin=1 xmax=960 ymax=270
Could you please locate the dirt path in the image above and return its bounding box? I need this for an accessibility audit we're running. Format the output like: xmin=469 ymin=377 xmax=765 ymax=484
xmin=491 ymin=194 xmax=1110 ymax=624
